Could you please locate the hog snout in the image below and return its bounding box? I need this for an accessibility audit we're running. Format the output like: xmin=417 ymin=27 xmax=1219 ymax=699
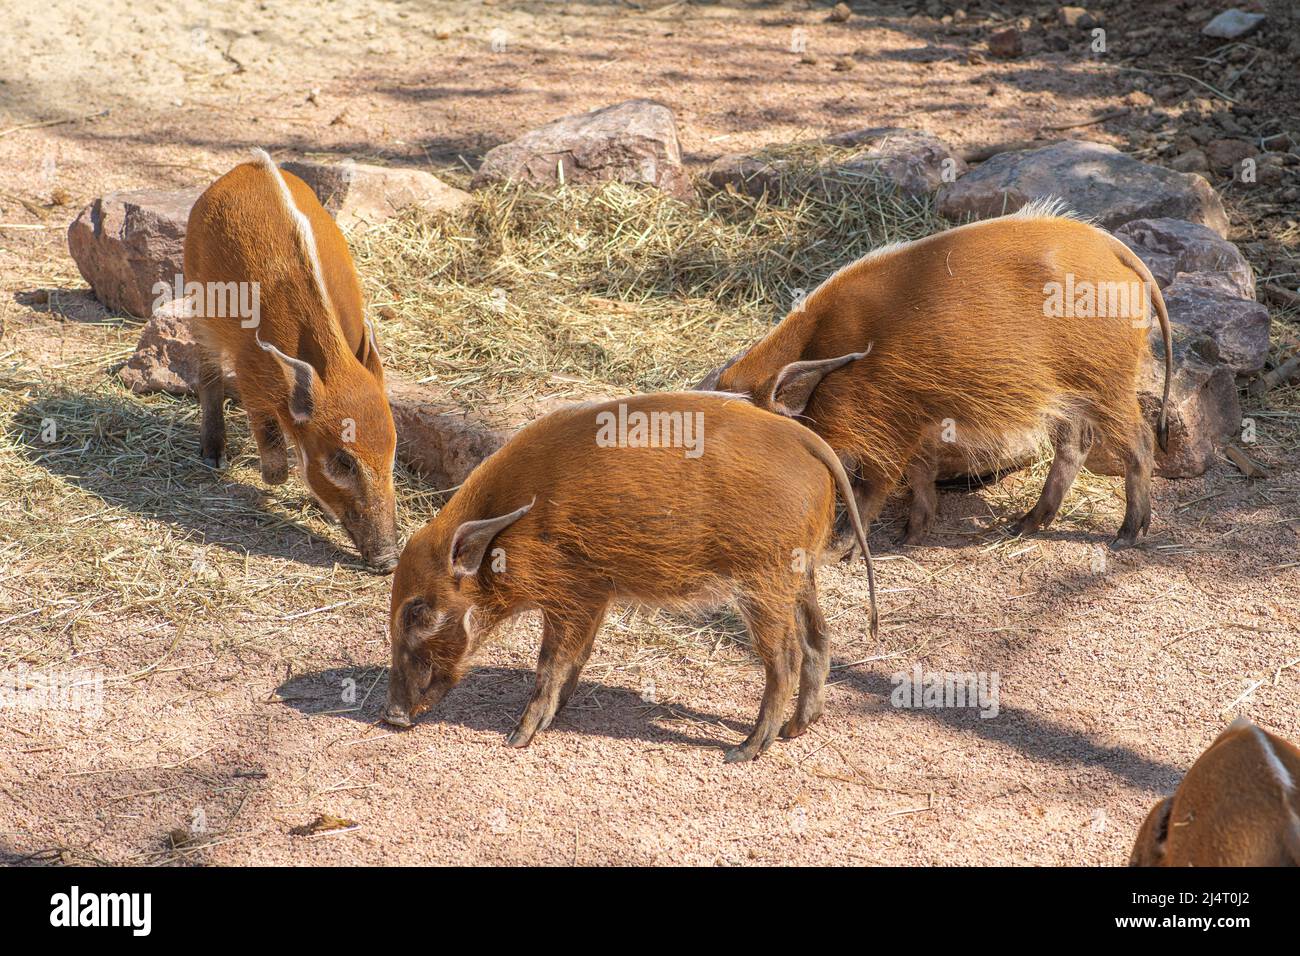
xmin=364 ymin=549 xmax=400 ymax=575
xmin=345 ymin=508 xmax=399 ymax=574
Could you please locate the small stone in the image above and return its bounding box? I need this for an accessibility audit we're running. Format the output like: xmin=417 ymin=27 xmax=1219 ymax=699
xmin=1204 ymin=138 xmax=1256 ymax=171
xmin=1058 ymin=6 xmax=1097 ymax=29
xmin=1169 ymin=149 xmax=1209 ymax=173
xmin=988 ymin=27 xmax=1023 ymax=59
xmin=1201 ymin=9 xmax=1266 ymax=40
xmin=829 ymin=2 xmax=852 ymax=23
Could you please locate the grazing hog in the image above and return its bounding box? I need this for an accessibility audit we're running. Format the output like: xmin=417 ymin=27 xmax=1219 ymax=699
xmin=183 ymin=150 xmax=399 ymax=572
xmin=1131 ymin=719 xmax=1300 ymax=866
xmin=383 ymin=392 xmax=877 ymax=763
xmin=701 ymin=200 xmax=1173 ymax=550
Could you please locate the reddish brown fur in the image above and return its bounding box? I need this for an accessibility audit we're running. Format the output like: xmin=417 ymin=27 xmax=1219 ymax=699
xmin=710 ymin=207 xmax=1172 ymax=549
xmin=185 ymin=152 xmax=399 ymax=571
xmin=1130 ymin=720 xmax=1300 ymax=866
xmin=384 ymin=392 xmax=874 ymax=763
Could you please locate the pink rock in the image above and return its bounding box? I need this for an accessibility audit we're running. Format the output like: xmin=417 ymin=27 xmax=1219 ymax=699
xmin=280 ymin=160 xmax=471 ymax=231
xmin=471 ymin=99 xmax=692 ymax=201
xmin=67 ymin=188 xmax=202 ymax=318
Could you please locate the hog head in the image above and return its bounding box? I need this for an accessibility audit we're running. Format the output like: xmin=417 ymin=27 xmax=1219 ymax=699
xmin=383 ymin=499 xmax=534 ymax=726
xmin=257 ymin=319 xmax=399 ymax=573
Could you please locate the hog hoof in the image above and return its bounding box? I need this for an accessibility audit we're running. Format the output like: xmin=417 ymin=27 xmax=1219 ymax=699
xmin=779 ymin=718 xmax=807 ymax=740
xmin=1109 ymin=534 xmax=1139 ymax=551
xmin=1006 ymin=513 xmax=1041 ymax=537
xmin=201 ymin=453 xmax=228 ymax=471
xmin=724 ymin=745 xmax=757 ymax=763
xmin=261 ymin=461 xmax=289 ymax=485
xmin=505 ymin=728 xmax=535 ymax=748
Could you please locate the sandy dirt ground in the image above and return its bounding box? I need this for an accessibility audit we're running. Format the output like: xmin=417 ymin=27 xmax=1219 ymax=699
xmin=1 ymin=0 xmax=1298 ymax=865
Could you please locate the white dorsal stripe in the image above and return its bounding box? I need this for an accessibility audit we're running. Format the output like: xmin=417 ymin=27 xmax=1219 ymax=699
xmin=801 ymin=195 xmax=1082 ymax=314
xmin=249 ymin=148 xmax=335 ymax=321
xmin=1251 ymin=725 xmax=1295 ymax=794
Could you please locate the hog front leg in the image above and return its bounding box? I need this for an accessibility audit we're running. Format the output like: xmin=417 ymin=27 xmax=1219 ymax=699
xmin=506 ymin=604 xmax=606 ymax=748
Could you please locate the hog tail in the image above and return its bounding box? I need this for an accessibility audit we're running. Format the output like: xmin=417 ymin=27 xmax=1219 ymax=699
xmin=801 ymin=429 xmax=878 ymax=638
xmin=1106 ymin=232 xmax=1172 ymax=453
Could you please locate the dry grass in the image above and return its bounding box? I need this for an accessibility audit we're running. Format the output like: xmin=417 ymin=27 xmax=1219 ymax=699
xmin=351 ymin=159 xmax=945 ymax=405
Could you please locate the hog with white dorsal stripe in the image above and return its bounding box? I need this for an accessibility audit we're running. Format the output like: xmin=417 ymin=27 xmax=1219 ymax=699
xmin=184 ymin=150 xmax=399 ymax=572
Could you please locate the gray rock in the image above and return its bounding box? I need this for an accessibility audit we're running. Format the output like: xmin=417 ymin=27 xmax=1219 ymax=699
xmin=471 ymin=99 xmax=692 ymax=200
xmin=1169 ymin=149 xmax=1209 ymax=174
xmin=1202 ymin=9 xmax=1266 ymax=40
xmin=67 ymin=188 xmax=202 ymax=318
xmin=936 ymin=140 xmax=1229 ymax=237
xmin=1163 ymin=275 xmax=1271 ymax=374
xmin=1114 ymin=217 xmax=1255 ymax=298
xmin=280 ymin=160 xmax=471 ymax=231
xmin=707 ymin=127 xmax=966 ymax=199
xmin=1088 ymin=330 xmax=1240 ymax=478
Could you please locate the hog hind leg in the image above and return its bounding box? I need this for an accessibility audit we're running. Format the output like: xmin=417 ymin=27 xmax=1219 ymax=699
xmin=1009 ymin=416 xmax=1093 ymax=537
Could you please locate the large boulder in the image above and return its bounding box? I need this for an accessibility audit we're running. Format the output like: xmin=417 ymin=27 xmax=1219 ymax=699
xmin=67 ymin=188 xmax=202 ymax=318
xmin=1086 ymin=331 xmax=1240 ymax=478
xmin=1114 ymin=217 xmax=1255 ymax=299
xmin=937 ymin=141 xmax=1229 ymax=237
xmin=1162 ymin=274 xmax=1271 ymax=375
xmin=280 ymin=160 xmax=471 ymax=231
xmin=706 ymin=127 xmax=965 ymax=199
xmin=471 ymin=99 xmax=692 ymax=200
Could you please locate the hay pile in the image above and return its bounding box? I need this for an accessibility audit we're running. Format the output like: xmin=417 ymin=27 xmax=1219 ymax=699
xmin=352 ymin=164 xmax=945 ymax=405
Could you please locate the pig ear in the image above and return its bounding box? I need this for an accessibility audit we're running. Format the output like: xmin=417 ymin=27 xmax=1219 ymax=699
xmin=358 ymin=318 xmax=385 ymax=385
xmin=256 ymin=332 xmax=320 ymax=424
xmin=769 ymin=346 xmax=871 ymax=417
xmin=449 ymin=498 xmax=536 ymax=580
xmin=695 ymin=352 xmax=743 ymax=392
xmin=1129 ymin=797 xmax=1172 ymax=866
